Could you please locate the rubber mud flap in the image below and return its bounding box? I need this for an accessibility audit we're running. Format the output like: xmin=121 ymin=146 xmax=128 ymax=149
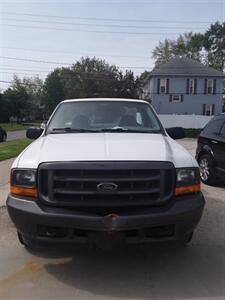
xmin=88 ymin=231 xmax=125 ymax=250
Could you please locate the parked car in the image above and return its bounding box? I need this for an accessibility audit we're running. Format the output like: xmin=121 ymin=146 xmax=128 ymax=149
xmin=7 ymin=98 xmax=205 ymax=250
xmin=196 ymin=113 xmax=225 ymax=185
xmin=0 ymin=127 xmax=7 ymax=142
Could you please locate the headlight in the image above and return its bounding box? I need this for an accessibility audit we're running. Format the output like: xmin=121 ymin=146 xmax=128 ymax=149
xmin=175 ymin=168 xmax=200 ymax=196
xmin=11 ymin=169 xmax=37 ymax=198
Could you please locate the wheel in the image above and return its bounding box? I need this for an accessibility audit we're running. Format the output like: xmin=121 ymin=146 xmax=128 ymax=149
xmin=198 ymin=154 xmax=215 ymax=185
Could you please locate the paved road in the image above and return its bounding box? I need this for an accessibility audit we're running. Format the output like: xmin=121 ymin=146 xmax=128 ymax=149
xmin=0 ymin=139 xmax=225 ymax=300
xmin=7 ymin=130 xmax=26 ymax=141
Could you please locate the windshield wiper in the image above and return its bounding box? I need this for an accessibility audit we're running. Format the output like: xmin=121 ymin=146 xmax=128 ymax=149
xmin=99 ymin=128 xmax=161 ymax=133
xmin=50 ymin=127 xmax=99 ymax=133
xmin=50 ymin=127 xmax=161 ymax=134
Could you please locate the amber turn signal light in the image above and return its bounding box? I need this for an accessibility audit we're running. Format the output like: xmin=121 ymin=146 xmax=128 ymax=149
xmin=10 ymin=186 xmax=37 ymax=198
xmin=175 ymin=184 xmax=201 ymax=196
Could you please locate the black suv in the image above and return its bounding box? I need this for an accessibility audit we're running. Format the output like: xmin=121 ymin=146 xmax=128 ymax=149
xmin=0 ymin=127 xmax=7 ymax=142
xmin=196 ymin=114 xmax=225 ymax=185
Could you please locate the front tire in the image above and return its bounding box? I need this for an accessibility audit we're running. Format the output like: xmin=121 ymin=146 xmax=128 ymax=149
xmin=198 ymin=154 xmax=215 ymax=185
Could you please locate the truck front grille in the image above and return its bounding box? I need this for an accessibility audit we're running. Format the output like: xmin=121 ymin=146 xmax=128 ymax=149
xmin=38 ymin=162 xmax=175 ymax=212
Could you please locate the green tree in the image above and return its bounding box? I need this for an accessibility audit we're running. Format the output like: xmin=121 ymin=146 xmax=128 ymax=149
xmin=152 ymin=22 xmax=224 ymax=72
xmin=3 ymin=77 xmax=30 ymax=121
xmin=118 ymin=70 xmax=140 ymax=99
xmin=152 ymin=33 xmax=204 ymax=67
xmin=42 ymin=57 xmax=140 ymax=112
xmin=68 ymin=57 xmax=120 ymax=99
xmin=139 ymin=71 xmax=151 ymax=82
xmin=203 ymin=22 xmax=225 ymax=71
xmin=3 ymin=76 xmax=44 ymax=121
xmin=0 ymin=93 xmax=10 ymax=122
xmin=42 ymin=69 xmax=65 ymax=113
xmin=152 ymin=38 xmax=175 ymax=67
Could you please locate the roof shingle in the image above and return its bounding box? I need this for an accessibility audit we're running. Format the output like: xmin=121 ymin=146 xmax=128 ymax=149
xmin=150 ymin=57 xmax=224 ymax=77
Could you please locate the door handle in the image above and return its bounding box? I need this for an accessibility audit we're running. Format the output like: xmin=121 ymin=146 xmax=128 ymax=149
xmin=211 ymin=140 xmax=218 ymax=144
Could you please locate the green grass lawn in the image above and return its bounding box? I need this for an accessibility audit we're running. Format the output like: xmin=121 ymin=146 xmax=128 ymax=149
xmin=0 ymin=122 xmax=42 ymax=132
xmin=0 ymin=123 xmax=29 ymax=132
xmin=0 ymin=139 xmax=32 ymax=161
xmin=185 ymin=128 xmax=201 ymax=138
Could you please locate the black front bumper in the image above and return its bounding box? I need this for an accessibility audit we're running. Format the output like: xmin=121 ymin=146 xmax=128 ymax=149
xmin=7 ymin=193 xmax=205 ymax=244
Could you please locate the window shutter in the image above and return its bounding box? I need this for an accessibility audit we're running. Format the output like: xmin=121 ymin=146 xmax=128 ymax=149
xmin=169 ymin=94 xmax=173 ymax=102
xmin=186 ymin=79 xmax=190 ymax=94
xmin=203 ymin=104 xmax=206 ymax=115
xmin=194 ymin=79 xmax=197 ymax=94
xmin=213 ymin=79 xmax=216 ymax=95
xmin=212 ymin=104 xmax=215 ymax=115
xmin=166 ymin=79 xmax=170 ymax=94
xmin=157 ymin=78 xmax=160 ymax=94
xmin=204 ymin=79 xmax=207 ymax=94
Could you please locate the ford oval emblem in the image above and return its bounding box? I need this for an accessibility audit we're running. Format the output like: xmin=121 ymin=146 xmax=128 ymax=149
xmin=97 ymin=182 xmax=118 ymax=192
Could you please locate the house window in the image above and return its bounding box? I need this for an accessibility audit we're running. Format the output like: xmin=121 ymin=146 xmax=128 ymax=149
xmin=172 ymin=95 xmax=182 ymax=102
xmin=206 ymin=79 xmax=214 ymax=94
xmin=203 ymin=104 xmax=215 ymax=116
xmin=189 ymin=79 xmax=195 ymax=94
xmin=159 ymin=79 xmax=167 ymax=94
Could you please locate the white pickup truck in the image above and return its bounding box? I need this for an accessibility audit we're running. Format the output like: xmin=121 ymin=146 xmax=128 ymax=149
xmin=7 ymin=98 xmax=205 ymax=249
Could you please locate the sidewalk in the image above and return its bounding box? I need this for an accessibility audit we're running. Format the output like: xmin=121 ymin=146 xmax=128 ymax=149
xmin=7 ymin=130 xmax=26 ymax=141
xmin=0 ymin=158 xmax=14 ymax=206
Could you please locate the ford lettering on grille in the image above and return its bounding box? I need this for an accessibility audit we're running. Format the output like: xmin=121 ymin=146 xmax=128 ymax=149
xmin=97 ymin=182 xmax=118 ymax=192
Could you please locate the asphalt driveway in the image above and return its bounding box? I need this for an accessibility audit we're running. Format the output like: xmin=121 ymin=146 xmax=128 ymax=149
xmin=6 ymin=130 xmax=26 ymax=141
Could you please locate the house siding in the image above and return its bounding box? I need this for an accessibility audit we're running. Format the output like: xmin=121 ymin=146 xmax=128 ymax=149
xmin=149 ymin=76 xmax=224 ymax=115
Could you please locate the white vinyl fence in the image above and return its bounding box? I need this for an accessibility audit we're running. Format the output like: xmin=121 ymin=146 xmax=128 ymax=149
xmin=158 ymin=114 xmax=213 ymax=129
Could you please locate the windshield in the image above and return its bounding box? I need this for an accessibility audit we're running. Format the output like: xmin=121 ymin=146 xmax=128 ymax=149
xmin=46 ymin=100 xmax=162 ymax=134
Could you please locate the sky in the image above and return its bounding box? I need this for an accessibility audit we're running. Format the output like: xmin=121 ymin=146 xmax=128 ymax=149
xmin=0 ymin=0 xmax=224 ymax=90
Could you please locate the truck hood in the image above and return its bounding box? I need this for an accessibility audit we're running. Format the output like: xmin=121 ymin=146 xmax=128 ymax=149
xmin=14 ymin=133 xmax=197 ymax=169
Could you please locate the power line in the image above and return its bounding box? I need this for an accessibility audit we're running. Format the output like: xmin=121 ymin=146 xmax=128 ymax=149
xmin=3 ymin=23 xmax=180 ymax=35
xmin=1 ymin=67 xmax=50 ymax=73
xmin=0 ymin=56 xmax=151 ymax=69
xmin=0 ymin=67 xmax=144 ymax=80
xmin=0 ymin=64 xmax=54 ymax=71
xmin=1 ymin=57 xmax=221 ymax=71
xmin=3 ymin=11 xmax=213 ymax=24
xmin=2 ymin=17 xmax=205 ymax=30
xmin=1 ymin=46 xmax=150 ymax=60
xmin=0 ymin=80 xmax=12 ymax=84
xmin=0 ymin=71 xmax=47 ymax=76
xmin=0 ymin=56 xmax=72 ymax=66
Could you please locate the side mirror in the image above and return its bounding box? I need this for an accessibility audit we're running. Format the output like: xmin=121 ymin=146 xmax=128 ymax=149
xmin=40 ymin=121 xmax=47 ymax=129
xmin=26 ymin=127 xmax=43 ymax=140
xmin=166 ymin=127 xmax=185 ymax=140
